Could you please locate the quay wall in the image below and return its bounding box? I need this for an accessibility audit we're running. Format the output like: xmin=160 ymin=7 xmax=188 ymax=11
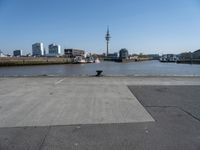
xmin=104 ymin=57 xmax=151 ymax=63
xmin=177 ymin=59 xmax=200 ymax=64
xmin=0 ymin=57 xmax=73 ymax=66
xmin=121 ymin=58 xmax=150 ymax=63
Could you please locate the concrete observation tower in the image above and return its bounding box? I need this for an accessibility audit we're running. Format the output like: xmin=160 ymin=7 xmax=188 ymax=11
xmin=105 ymin=27 xmax=111 ymax=56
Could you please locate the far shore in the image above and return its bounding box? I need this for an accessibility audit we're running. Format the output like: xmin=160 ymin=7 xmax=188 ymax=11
xmin=1 ymin=56 xmax=199 ymax=67
xmin=0 ymin=57 xmax=153 ymax=67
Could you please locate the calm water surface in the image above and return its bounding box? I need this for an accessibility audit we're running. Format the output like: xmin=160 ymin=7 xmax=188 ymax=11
xmin=0 ymin=61 xmax=200 ymax=76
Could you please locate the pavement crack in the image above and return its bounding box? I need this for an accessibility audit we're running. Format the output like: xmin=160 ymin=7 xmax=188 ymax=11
xmin=39 ymin=126 xmax=51 ymax=150
xmin=145 ymin=105 xmax=200 ymax=122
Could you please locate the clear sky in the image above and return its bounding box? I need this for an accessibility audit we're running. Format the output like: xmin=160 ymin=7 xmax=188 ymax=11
xmin=1 ymin=0 xmax=200 ymax=55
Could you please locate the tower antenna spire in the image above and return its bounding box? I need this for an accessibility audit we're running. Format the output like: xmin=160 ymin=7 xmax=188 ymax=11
xmin=105 ymin=26 xmax=111 ymax=56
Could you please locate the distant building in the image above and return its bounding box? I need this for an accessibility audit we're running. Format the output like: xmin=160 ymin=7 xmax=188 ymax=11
xmin=92 ymin=53 xmax=106 ymax=60
xmin=193 ymin=49 xmax=200 ymax=59
xmin=119 ymin=48 xmax=129 ymax=59
xmin=13 ymin=50 xmax=22 ymax=57
xmin=64 ymin=49 xmax=85 ymax=58
xmin=160 ymin=54 xmax=178 ymax=62
xmin=177 ymin=50 xmax=200 ymax=64
xmin=129 ymin=55 xmax=138 ymax=60
xmin=26 ymin=53 xmax=32 ymax=57
xmin=32 ymin=43 xmax=44 ymax=56
xmin=44 ymin=48 xmax=46 ymax=56
xmin=147 ymin=54 xmax=160 ymax=60
xmin=48 ymin=43 xmax=61 ymax=57
xmin=179 ymin=52 xmax=191 ymax=60
xmin=107 ymin=53 xmax=118 ymax=59
xmin=0 ymin=50 xmax=6 ymax=57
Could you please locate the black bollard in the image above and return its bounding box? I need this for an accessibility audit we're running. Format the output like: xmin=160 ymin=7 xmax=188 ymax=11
xmin=96 ymin=70 xmax=103 ymax=77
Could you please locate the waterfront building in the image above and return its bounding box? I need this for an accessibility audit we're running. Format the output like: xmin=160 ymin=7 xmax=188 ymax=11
xmin=44 ymin=48 xmax=46 ymax=56
xmin=32 ymin=43 xmax=44 ymax=56
xmin=48 ymin=43 xmax=61 ymax=57
xmin=13 ymin=50 xmax=22 ymax=57
xmin=107 ymin=53 xmax=118 ymax=59
xmin=193 ymin=49 xmax=200 ymax=59
xmin=178 ymin=52 xmax=191 ymax=60
xmin=119 ymin=48 xmax=129 ymax=59
xmin=175 ymin=50 xmax=200 ymax=64
xmin=64 ymin=49 xmax=85 ymax=58
xmin=160 ymin=54 xmax=178 ymax=62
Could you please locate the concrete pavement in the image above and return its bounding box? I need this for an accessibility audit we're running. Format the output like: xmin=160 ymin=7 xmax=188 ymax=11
xmin=0 ymin=77 xmax=200 ymax=150
xmin=0 ymin=77 xmax=154 ymax=127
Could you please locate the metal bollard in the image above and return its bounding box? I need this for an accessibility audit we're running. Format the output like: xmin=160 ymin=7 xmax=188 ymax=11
xmin=96 ymin=70 xmax=103 ymax=77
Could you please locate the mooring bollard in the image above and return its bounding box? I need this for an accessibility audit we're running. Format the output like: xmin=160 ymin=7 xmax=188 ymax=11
xmin=96 ymin=70 xmax=103 ymax=77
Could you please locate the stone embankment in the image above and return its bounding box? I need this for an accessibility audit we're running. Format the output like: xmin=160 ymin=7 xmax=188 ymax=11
xmin=177 ymin=59 xmax=200 ymax=64
xmin=0 ymin=57 xmax=73 ymax=66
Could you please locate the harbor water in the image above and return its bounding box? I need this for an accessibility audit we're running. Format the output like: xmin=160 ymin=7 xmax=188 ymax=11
xmin=0 ymin=60 xmax=200 ymax=76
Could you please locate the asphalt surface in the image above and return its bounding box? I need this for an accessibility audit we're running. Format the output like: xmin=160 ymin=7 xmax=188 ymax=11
xmin=0 ymin=78 xmax=200 ymax=150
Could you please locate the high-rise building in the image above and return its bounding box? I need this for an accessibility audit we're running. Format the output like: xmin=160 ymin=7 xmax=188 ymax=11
xmin=13 ymin=50 xmax=22 ymax=57
xmin=48 ymin=43 xmax=61 ymax=57
xmin=32 ymin=43 xmax=44 ymax=56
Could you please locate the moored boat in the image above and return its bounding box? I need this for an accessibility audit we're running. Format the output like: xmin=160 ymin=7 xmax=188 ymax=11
xmin=95 ymin=58 xmax=100 ymax=63
xmin=73 ymin=56 xmax=86 ymax=64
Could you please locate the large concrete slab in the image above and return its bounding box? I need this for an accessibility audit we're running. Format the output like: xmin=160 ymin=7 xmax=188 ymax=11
xmin=0 ymin=77 xmax=154 ymax=128
xmin=0 ymin=78 xmax=200 ymax=150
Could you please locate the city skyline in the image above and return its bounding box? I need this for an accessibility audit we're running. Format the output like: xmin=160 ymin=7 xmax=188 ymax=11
xmin=1 ymin=0 xmax=200 ymax=55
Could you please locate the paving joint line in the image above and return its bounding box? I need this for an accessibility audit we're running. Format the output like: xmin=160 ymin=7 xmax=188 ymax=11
xmin=55 ymin=78 xmax=65 ymax=85
xmin=39 ymin=126 xmax=51 ymax=150
xmin=145 ymin=105 xmax=200 ymax=122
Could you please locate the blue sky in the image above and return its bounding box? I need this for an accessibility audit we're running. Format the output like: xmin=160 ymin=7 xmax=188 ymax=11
xmin=0 ymin=0 xmax=200 ymax=55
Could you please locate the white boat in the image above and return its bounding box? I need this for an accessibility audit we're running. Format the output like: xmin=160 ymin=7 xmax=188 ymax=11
xmin=73 ymin=56 xmax=86 ymax=64
xmin=85 ymin=56 xmax=94 ymax=63
xmin=95 ymin=58 xmax=100 ymax=63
